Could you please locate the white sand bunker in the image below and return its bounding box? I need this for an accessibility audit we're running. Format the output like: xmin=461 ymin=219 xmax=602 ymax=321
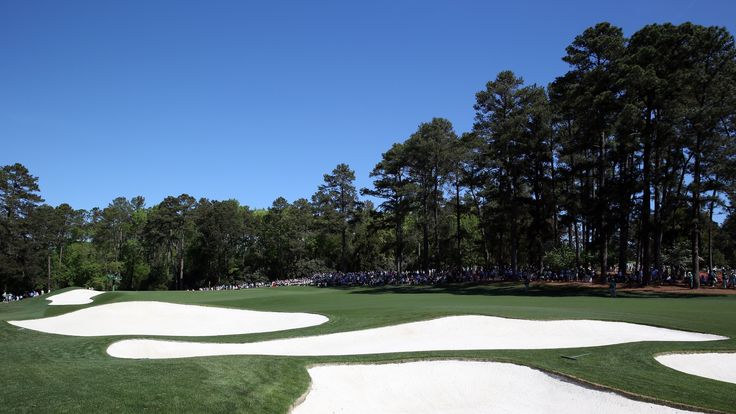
xmin=46 ymin=288 xmax=104 ymax=305
xmin=656 ymin=352 xmax=736 ymax=384
xmin=107 ymin=315 xmax=725 ymax=359
xmin=293 ymin=361 xmax=698 ymax=414
xmin=8 ymin=301 xmax=328 ymax=337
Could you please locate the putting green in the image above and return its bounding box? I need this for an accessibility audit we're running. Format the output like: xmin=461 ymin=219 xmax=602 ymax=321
xmin=1 ymin=284 xmax=735 ymax=413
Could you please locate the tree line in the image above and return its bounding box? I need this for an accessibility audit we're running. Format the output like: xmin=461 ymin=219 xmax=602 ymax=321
xmin=2 ymin=22 xmax=736 ymax=292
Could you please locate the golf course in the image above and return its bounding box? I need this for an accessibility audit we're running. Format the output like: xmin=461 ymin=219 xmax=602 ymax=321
xmin=2 ymin=284 xmax=735 ymax=413
xmin=4 ymin=1 xmax=736 ymax=412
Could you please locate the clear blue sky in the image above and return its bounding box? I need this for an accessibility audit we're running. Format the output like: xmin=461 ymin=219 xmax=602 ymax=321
xmin=2 ymin=0 xmax=735 ymax=210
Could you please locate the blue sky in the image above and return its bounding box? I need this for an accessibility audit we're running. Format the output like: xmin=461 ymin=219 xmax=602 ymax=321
xmin=2 ymin=0 xmax=735 ymax=210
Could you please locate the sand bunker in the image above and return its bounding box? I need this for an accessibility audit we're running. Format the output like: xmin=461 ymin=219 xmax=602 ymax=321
xmin=292 ymin=360 xmax=698 ymax=414
xmin=107 ymin=315 xmax=725 ymax=359
xmin=46 ymin=288 xmax=104 ymax=305
xmin=8 ymin=301 xmax=328 ymax=337
xmin=656 ymin=352 xmax=736 ymax=384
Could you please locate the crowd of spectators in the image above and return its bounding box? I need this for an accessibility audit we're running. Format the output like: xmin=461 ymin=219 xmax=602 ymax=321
xmin=270 ymin=278 xmax=312 ymax=287
xmin=192 ymin=278 xmax=320 ymax=290
xmin=298 ymin=268 xmax=598 ymax=287
xmin=192 ymin=281 xmax=269 ymax=291
xmin=274 ymin=267 xmax=736 ymax=289
xmin=2 ymin=290 xmax=45 ymax=303
xmin=683 ymin=270 xmax=736 ymax=289
xmin=8 ymin=267 xmax=736 ymax=299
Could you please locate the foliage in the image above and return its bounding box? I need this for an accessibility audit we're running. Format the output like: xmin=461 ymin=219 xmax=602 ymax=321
xmin=2 ymin=21 xmax=736 ymax=290
xmin=543 ymin=245 xmax=577 ymax=271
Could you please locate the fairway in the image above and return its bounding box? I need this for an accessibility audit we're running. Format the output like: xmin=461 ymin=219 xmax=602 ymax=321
xmin=2 ymin=284 xmax=736 ymax=413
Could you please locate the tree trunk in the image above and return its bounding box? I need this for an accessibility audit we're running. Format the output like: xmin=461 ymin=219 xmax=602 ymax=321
xmin=634 ymin=222 xmax=641 ymax=277
xmin=641 ymin=121 xmax=652 ymax=285
xmin=708 ymin=188 xmax=716 ymax=274
xmin=341 ymin=227 xmax=347 ymax=272
xmin=433 ymin=179 xmax=440 ymax=270
xmin=599 ymin=132 xmax=607 ymax=280
xmin=179 ymin=247 xmax=184 ymax=291
xmin=455 ymin=178 xmax=462 ymax=272
xmin=340 ymin=187 xmax=347 ymax=272
xmin=497 ymin=232 xmax=504 ymax=271
xmin=533 ymin=164 xmax=544 ymax=273
xmin=550 ymin=145 xmax=559 ymax=245
xmin=618 ymin=156 xmax=631 ymax=278
xmin=567 ymin=223 xmax=574 ymax=249
xmin=692 ymin=138 xmax=702 ymax=289
xmin=618 ymin=208 xmax=629 ymax=279
xmin=511 ymin=218 xmax=518 ymax=276
xmin=708 ymin=217 xmax=713 ymax=274
xmin=510 ymin=179 xmax=518 ymax=277
xmin=47 ymin=253 xmax=51 ymax=291
xmin=652 ymin=141 xmax=663 ymax=274
xmin=574 ymin=220 xmax=580 ymax=275
xmin=469 ymin=188 xmax=490 ymax=268
xmin=423 ymin=195 xmax=430 ymax=273
xmin=396 ymin=217 xmax=403 ymax=274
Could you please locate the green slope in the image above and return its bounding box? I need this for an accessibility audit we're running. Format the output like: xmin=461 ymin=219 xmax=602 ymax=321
xmin=1 ymin=284 xmax=734 ymax=413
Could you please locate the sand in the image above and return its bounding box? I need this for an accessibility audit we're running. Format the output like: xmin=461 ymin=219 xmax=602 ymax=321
xmin=46 ymin=288 xmax=104 ymax=305
xmin=8 ymin=301 xmax=328 ymax=337
xmin=106 ymin=315 xmax=726 ymax=359
xmin=655 ymin=352 xmax=736 ymax=384
xmin=291 ymin=360 xmax=698 ymax=414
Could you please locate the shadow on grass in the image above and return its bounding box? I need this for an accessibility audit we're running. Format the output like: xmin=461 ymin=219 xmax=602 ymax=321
xmin=340 ymin=283 xmax=724 ymax=299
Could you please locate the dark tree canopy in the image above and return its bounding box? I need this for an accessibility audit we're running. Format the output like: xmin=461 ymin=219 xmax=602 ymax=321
xmin=3 ymin=21 xmax=736 ymax=292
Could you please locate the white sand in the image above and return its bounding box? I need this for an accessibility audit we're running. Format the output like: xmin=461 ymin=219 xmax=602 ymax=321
xmin=655 ymin=352 xmax=736 ymax=384
xmin=8 ymin=301 xmax=328 ymax=337
xmin=106 ymin=315 xmax=726 ymax=359
xmin=46 ymin=288 xmax=104 ymax=305
xmin=292 ymin=361 xmax=698 ymax=414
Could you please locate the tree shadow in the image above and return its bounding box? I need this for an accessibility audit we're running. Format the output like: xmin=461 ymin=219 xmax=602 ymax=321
xmin=342 ymin=283 xmax=725 ymax=299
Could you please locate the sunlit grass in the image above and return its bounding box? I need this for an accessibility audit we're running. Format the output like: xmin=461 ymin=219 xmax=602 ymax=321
xmin=1 ymin=284 xmax=735 ymax=413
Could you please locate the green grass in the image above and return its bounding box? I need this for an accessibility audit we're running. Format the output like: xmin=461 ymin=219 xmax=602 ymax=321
xmin=1 ymin=284 xmax=735 ymax=413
